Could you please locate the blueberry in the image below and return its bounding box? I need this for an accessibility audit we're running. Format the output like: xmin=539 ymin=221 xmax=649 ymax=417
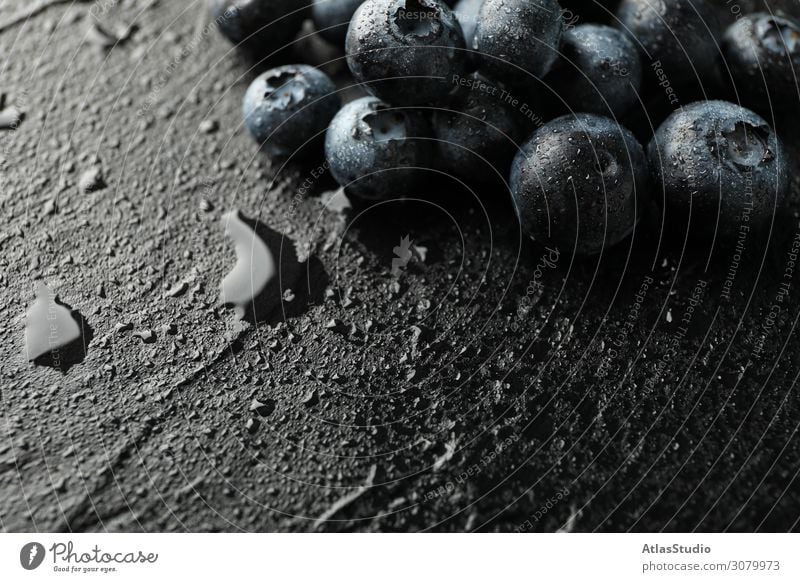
xmin=548 ymin=24 xmax=642 ymax=117
xmin=510 ymin=114 xmax=648 ymax=256
xmin=647 ymin=100 xmax=788 ymax=242
xmin=431 ymin=72 xmax=527 ymax=185
xmin=243 ymin=65 xmax=341 ymax=157
xmin=616 ymin=0 xmax=722 ymax=85
xmin=473 ymin=0 xmax=563 ymax=89
xmin=325 ymin=96 xmax=432 ymax=199
xmin=453 ymin=0 xmax=482 ymax=50
xmin=722 ymin=13 xmax=800 ymax=116
xmin=345 ymin=0 xmax=468 ymax=105
xmin=311 ymin=0 xmax=365 ymax=48
xmin=210 ymin=0 xmax=304 ymax=55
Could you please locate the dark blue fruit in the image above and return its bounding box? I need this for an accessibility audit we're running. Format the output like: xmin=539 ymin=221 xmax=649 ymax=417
xmin=647 ymin=100 xmax=788 ymax=242
xmin=311 ymin=0 xmax=365 ymax=48
xmin=431 ymin=72 xmax=527 ymax=184
xmin=473 ymin=0 xmax=563 ymax=88
xmin=548 ymin=24 xmax=642 ymax=117
xmin=722 ymin=13 xmax=800 ymax=116
xmin=210 ymin=0 xmax=304 ymax=55
xmin=325 ymin=96 xmax=432 ymax=199
xmin=345 ymin=0 xmax=468 ymax=105
xmin=243 ymin=64 xmax=341 ymax=157
xmin=510 ymin=114 xmax=648 ymax=256
xmin=616 ymin=0 xmax=722 ymax=84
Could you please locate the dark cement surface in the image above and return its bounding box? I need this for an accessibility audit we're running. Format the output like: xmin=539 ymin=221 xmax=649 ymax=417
xmin=0 ymin=0 xmax=799 ymax=532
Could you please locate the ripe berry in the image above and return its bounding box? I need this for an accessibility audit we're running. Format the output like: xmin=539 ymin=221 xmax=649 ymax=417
xmin=722 ymin=13 xmax=800 ymax=116
xmin=346 ymin=0 xmax=468 ymax=106
xmin=210 ymin=0 xmax=304 ymax=55
xmin=243 ymin=64 xmax=341 ymax=157
xmin=510 ymin=114 xmax=648 ymax=256
xmin=647 ymin=100 xmax=788 ymax=242
xmin=431 ymin=73 xmax=527 ymax=184
xmin=325 ymin=96 xmax=433 ymax=199
xmin=311 ymin=0 xmax=365 ymax=48
xmin=473 ymin=0 xmax=563 ymax=88
xmin=548 ymin=24 xmax=642 ymax=117
xmin=616 ymin=0 xmax=722 ymax=84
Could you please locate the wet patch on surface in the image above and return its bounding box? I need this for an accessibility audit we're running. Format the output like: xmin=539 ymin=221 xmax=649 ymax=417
xmin=24 ymin=282 xmax=92 ymax=372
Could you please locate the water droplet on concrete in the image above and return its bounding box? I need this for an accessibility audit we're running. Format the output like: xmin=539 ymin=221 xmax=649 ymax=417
xmin=302 ymin=388 xmax=319 ymax=407
xmin=133 ymin=329 xmax=156 ymax=344
xmin=321 ymin=187 xmax=351 ymax=214
xmin=24 ymin=283 xmax=82 ymax=361
xmin=165 ymin=281 xmax=188 ymax=298
xmin=199 ymin=119 xmax=219 ymax=134
xmin=246 ymin=418 xmax=260 ymax=434
xmin=79 ymin=164 xmax=106 ymax=193
xmin=219 ymin=211 xmax=276 ymax=319
xmin=249 ymin=398 xmax=275 ymax=417
xmin=0 ymin=105 xmax=22 ymax=130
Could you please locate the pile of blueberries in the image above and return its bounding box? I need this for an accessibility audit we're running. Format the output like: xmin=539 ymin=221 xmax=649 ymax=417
xmin=211 ymin=0 xmax=799 ymax=256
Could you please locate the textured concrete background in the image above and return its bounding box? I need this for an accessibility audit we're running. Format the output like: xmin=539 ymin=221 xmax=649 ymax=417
xmin=0 ymin=0 xmax=799 ymax=532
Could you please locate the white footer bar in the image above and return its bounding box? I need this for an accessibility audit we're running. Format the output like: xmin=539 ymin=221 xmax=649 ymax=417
xmin=1 ymin=534 xmax=797 ymax=581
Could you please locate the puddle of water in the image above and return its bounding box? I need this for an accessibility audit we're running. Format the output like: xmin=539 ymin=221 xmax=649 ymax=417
xmin=0 ymin=105 xmax=22 ymax=130
xmin=24 ymin=282 xmax=82 ymax=361
xmin=321 ymin=187 xmax=352 ymax=214
xmin=220 ymin=211 xmax=277 ymax=319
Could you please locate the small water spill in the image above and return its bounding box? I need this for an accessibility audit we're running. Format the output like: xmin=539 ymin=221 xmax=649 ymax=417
xmin=220 ymin=211 xmax=277 ymax=319
xmin=321 ymin=187 xmax=352 ymax=214
xmin=0 ymin=93 xmax=22 ymax=130
xmin=24 ymin=282 xmax=86 ymax=367
xmin=0 ymin=105 xmax=22 ymax=130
